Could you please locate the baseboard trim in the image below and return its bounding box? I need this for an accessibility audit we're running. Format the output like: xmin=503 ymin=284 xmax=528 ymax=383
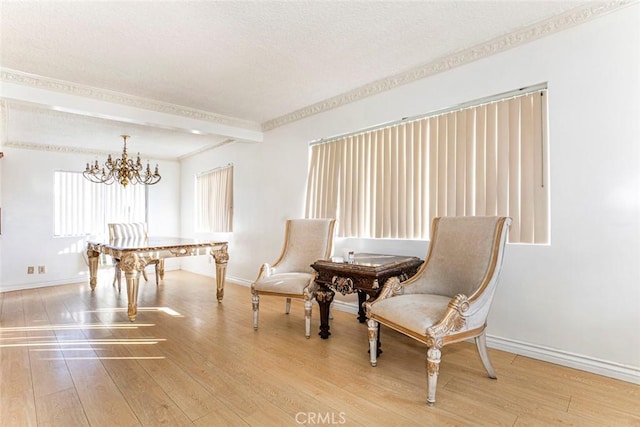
xmin=316 ymin=298 xmax=640 ymax=385
xmin=1 ymin=278 xmax=86 ymax=292
xmin=0 ymin=266 xmax=182 ymax=293
xmin=486 ymin=335 xmax=639 ymax=385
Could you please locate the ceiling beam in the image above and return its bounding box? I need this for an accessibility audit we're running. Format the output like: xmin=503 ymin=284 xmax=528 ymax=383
xmin=0 ymin=71 xmax=263 ymax=143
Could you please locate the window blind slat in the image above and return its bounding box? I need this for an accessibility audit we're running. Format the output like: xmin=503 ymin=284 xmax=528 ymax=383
xmin=305 ymin=89 xmax=549 ymax=243
xmin=195 ymin=165 xmax=233 ymax=233
xmin=54 ymin=171 xmax=146 ymax=237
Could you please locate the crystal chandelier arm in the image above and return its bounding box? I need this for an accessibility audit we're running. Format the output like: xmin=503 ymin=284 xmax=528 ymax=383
xmin=82 ymin=135 xmax=161 ymax=187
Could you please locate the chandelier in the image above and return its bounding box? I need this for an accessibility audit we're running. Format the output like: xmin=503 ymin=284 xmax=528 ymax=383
xmin=83 ymin=135 xmax=161 ymax=187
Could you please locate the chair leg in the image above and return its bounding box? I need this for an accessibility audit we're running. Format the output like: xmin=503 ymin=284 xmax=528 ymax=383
xmin=252 ymin=293 xmax=259 ymax=330
xmin=154 ymin=263 xmax=159 ymax=286
xmin=285 ymin=298 xmax=291 ymax=314
xmin=367 ymin=319 xmax=379 ymax=366
xmin=142 ymin=268 xmax=149 ymax=282
xmin=475 ymin=332 xmax=497 ymax=379
xmin=113 ymin=262 xmax=122 ymax=293
xmin=304 ymin=300 xmax=312 ymax=339
xmin=426 ymin=347 xmax=442 ymax=406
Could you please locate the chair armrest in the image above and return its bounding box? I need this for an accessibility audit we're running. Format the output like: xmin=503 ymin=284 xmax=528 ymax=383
xmin=255 ymin=263 xmax=273 ymax=281
xmin=364 ymin=276 xmax=404 ymax=315
xmin=425 ymin=294 xmax=470 ymax=345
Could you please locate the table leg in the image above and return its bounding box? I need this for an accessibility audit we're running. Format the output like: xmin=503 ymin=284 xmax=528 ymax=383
xmin=212 ymin=244 xmax=229 ymax=303
xmin=158 ymin=259 xmax=165 ymax=280
xmin=315 ymin=286 xmax=335 ymax=339
xmin=87 ymin=248 xmax=99 ymax=290
xmin=357 ymin=291 xmax=367 ymax=323
xmin=120 ymin=253 xmax=142 ymax=322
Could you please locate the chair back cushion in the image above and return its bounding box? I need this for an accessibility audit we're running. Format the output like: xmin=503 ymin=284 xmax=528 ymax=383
xmin=274 ymin=219 xmax=335 ymax=274
xmin=108 ymin=222 xmax=148 ymax=240
xmin=408 ymin=216 xmax=508 ymax=298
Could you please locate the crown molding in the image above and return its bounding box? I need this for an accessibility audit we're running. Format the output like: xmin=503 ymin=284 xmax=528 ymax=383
xmin=4 ymin=140 xmax=178 ymax=161
xmin=261 ymin=1 xmax=631 ymax=131
xmin=0 ymin=68 xmax=261 ymax=133
xmin=5 ymin=99 xmax=234 ymax=140
xmin=178 ymin=138 xmax=236 ymax=161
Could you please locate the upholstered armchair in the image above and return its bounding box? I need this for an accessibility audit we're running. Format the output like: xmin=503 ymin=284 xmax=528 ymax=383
xmin=252 ymin=218 xmax=336 ymax=338
xmin=108 ymin=222 xmax=161 ymax=291
xmin=365 ymin=216 xmax=511 ymax=405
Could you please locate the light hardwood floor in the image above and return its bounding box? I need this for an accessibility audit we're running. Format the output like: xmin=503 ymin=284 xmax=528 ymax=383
xmin=1 ymin=270 xmax=638 ymax=426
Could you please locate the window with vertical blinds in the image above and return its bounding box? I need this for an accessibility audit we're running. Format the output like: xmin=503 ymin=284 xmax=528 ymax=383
xmin=305 ymin=88 xmax=549 ymax=244
xmin=195 ymin=165 xmax=234 ymax=233
xmin=54 ymin=171 xmax=146 ymax=237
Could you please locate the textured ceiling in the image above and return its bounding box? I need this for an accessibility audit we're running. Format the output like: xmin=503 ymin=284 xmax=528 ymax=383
xmin=0 ymin=0 xmax=622 ymax=159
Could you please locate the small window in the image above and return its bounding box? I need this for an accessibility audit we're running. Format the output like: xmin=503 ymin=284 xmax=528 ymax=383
xmin=54 ymin=171 xmax=146 ymax=237
xmin=195 ymin=165 xmax=233 ymax=233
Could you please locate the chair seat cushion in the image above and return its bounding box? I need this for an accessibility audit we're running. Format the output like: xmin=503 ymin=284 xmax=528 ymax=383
xmin=369 ymin=294 xmax=452 ymax=336
xmin=254 ymin=272 xmax=315 ymax=295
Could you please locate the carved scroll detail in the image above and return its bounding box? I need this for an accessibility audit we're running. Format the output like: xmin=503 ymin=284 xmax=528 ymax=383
xmin=169 ymin=247 xmax=194 ymax=257
xmin=120 ymin=252 xmax=143 ymax=272
xmin=330 ymin=276 xmax=354 ymax=295
xmin=425 ymin=294 xmax=470 ymax=349
xmin=212 ymin=244 xmax=229 ymax=263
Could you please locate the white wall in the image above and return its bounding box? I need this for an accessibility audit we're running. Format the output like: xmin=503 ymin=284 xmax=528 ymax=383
xmin=0 ymin=147 xmax=181 ymax=291
xmin=179 ymin=5 xmax=640 ymax=381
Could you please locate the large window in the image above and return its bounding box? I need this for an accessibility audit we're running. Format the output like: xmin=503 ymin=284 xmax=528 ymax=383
xmin=305 ymin=87 xmax=549 ymax=244
xmin=195 ymin=164 xmax=233 ymax=233
xmin=54 ymin=171 xmax=146 ymax=237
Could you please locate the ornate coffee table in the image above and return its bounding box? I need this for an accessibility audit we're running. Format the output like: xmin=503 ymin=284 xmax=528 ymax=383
xmin=311 ymin=253 xmax=422 ymax=339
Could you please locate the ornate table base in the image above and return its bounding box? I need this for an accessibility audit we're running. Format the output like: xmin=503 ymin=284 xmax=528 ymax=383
xmin=311 ymin=254 xmax=422 ymax=340
xmin=87 ymin=237 xmax=229 ymax=321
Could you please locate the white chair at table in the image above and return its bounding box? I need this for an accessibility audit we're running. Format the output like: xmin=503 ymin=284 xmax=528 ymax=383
xmin=108 ymin=222 xmax=161 ymax=291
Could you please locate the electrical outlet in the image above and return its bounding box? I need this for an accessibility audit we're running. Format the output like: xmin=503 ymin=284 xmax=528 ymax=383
xmin=38 ymin=266 xmax=46 ymax=274
xmin=27 ymin=266 xmax=35 ymax=274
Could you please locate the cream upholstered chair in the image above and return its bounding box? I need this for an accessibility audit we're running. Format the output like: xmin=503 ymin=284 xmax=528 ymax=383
xmin=108 ymin=222 xmax=160 ymax=291
xmin=365 ymin=216 xmax=511 ymax=405
xmin=252 ymin=218 xmax=336 ymax=338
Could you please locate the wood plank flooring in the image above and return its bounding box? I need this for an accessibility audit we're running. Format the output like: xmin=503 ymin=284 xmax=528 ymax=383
xmin=1 ymin=270 xmax=638 ymax=426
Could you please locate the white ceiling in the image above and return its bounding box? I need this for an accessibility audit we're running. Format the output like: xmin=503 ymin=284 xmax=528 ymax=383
xmin=0 ymin=1 xmax=619 ymax=160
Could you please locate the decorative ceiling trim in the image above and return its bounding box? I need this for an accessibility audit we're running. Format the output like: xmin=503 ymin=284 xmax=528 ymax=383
xmin=5 ymin=99 xmax=229 ymax=141
xmin=178 ymin=138 xmax=236 ymax=161
xmin=4 ymin=140 xmax=177 ymax=161
xmin=0 ymin=68 xmax=261 ymax=132
xmin=261 ymin=0 xmax=631 ymax=131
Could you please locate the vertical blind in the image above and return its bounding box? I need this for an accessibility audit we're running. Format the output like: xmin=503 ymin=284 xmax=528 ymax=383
xmin=195 ymin=164 xmax=234 ymax=233
xmin=305 ymin=89 xmax=549 ymax=244
xmin=54 ymin=171 xmax=146 ymax=237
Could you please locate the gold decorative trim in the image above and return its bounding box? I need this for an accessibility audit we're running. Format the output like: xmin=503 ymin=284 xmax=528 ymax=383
xmin=0 ymin=68 xmax=261 ymax=132
xmin=427 ymin=348 xmax=441 ymax=377
xmin=425 ymin=294 xmax=470 ymax=348
xmin=261 ymin=1 xmax=630 ymax=131
xmin=330 ymin=275 xmax=354 ymax=295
